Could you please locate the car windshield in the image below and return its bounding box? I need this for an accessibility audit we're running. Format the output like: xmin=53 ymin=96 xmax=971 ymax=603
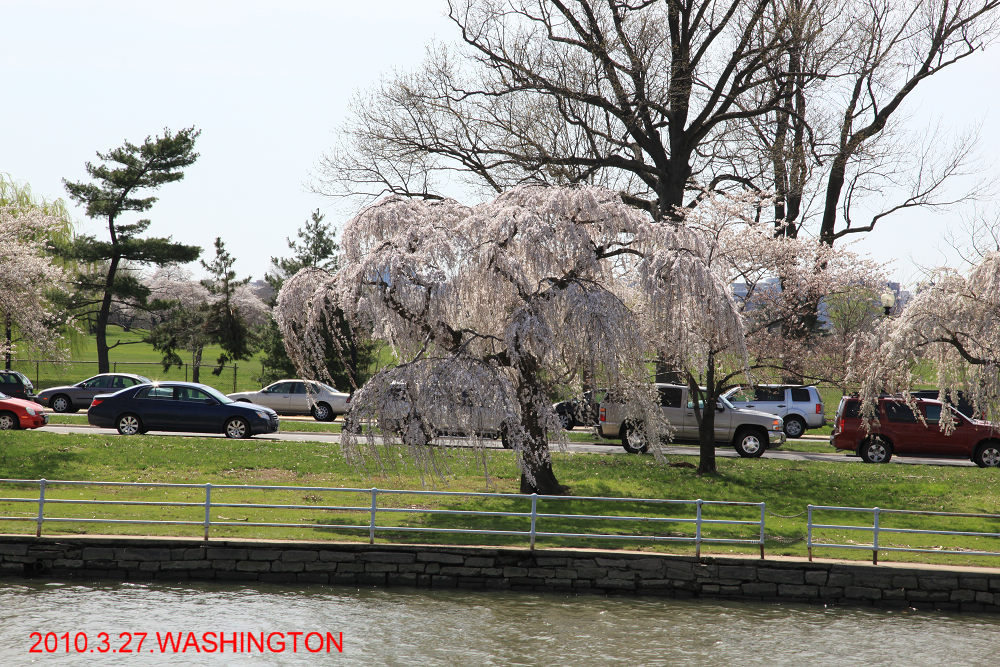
xmin=0 ymin=391 xmax=8 ymax=399
xmin=199 ymin=385 xmax=234 ymax=404
xmin=718 ymin=394 xmax=735 ymax=409
xmin=318 ymin=382 xmax=338 ymax=393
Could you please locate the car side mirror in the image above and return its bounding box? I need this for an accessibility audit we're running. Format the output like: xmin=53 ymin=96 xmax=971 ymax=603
xmin=716 ymin=403 xmax=725 ymax=412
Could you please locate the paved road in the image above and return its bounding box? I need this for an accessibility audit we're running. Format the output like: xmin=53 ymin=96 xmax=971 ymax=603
xmin=37 ymin=422 xmax=977 ymax=467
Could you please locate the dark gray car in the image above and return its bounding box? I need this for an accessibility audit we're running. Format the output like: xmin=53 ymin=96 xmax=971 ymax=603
xmin=36 ymin=373 xmax=151 ymax=413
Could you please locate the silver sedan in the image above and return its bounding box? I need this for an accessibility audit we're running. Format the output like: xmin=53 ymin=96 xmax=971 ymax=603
xmin=36 ymin=373 xmax=151 ymax=413
xmin=228 ymin=379 xmax=350 ymax=421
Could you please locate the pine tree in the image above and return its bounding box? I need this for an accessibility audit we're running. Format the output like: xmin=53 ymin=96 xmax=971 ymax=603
xmin=62 ymin=127 xmax=201 ymax=372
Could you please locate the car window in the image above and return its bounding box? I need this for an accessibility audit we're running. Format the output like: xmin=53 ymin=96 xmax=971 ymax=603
xmin=177 ymin=387 xmax=213 ymax=402
xmin=790 ymin=387 xmax=811 ymax=403
xmin=884 ymin=401 xmax=917 ymax=423
xmin=924 ymin=403 xmax=942 ymax=423
xmin=841 ymin=400 xmax=861 ymax=419
xmin=266 ymin=382 xmax=292 ymax=393
xmin=658 ymin=387 xmax=683 ymax=408
xmin=727 ymin=388 xmax=753 ymax=402
xmin=754 ymin=387 xmax=785 ymax=402
xmin=289 ymin=381 xmax=307 ymax=395
xmin=142 ymin=386 xmax=174 ymax=400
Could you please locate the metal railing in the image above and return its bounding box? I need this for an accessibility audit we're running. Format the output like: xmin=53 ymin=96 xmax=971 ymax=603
xmin=0 ymin=479 xmax=767 ymax=556
xmin=807 ymin=504 xmax=1000 ymax=564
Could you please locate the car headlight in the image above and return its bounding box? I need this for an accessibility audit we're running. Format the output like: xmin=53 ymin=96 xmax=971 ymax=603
xmin=772 ymin=419 xmax=782 ymax=431
xmin=255 ymin=410 xmax=269 ymax=419
xmin=25 ymin=408 xmax=35 ymax=416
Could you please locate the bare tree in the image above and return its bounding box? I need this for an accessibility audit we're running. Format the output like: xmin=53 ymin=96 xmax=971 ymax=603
xmin=322 ymin=0 xmax=999 ymax=244
xmin=775 ymin=0 xmax=1000 ymax=244
xmin=318 ymin=0 xmax=801 ymax=219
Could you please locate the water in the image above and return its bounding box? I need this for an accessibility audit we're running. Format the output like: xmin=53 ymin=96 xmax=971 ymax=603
xmin=2 ymin=579 xmax=998 ymax=665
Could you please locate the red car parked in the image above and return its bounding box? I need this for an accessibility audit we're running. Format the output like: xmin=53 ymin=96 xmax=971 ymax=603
xmin=0 ymin=392 xmax=49 ymax=430
xmin=831 ymin=396 xmax=1000 ymax=467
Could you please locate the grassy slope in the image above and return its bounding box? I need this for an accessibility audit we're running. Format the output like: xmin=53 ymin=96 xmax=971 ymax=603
xmin=0 ymin=430 xmax=996 ymax=567
xmin=13 ymin=326 xmax=265 ymax=394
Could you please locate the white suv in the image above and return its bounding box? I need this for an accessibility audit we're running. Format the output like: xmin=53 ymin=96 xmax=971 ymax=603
xmin=724 ymin=385 xmax=825 ymax=438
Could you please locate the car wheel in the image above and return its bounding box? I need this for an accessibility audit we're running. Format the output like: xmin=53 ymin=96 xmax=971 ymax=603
xmin=0 ymin=411 xmax=18 ymax=430
xmin=558 ymin=412 xmax=575 ymax=430
xmin=859 ymin=437 xmax=892 ymax=463
xmin=783 ymin=416 xmax=806 ymax=438
xmin=225 ymin=417 xmax=250 ymax=439
xmin=734 ymin=428 xmax=766 ymax=458
xmin=51 ymin=394 xmax=73 ymax=413
xmin=312 ymin=402 xmax=333 ymax=422
xmin=621 ymin=420 xmax=649 ymax=454
xmin=116 ymin=413 xmax=142 ymax=436
xmin=974 ymin=442 xmax=1000 ymax=468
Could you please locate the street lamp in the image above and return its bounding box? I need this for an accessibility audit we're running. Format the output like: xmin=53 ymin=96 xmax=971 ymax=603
xmin=880 ymin=290 xmax=896 ymax=317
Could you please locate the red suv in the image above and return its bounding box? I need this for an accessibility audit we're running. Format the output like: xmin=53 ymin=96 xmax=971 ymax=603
xmin=831 ymin=396 xmax=1000 ymax=467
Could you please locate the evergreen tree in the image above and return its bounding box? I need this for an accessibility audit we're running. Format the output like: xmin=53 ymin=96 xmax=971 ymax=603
xmin=201 ymin=237 xmax=255 ymax=374
xmin=62 ymin=127 xmax=201 ymax=372
xmin=149 ymin=240 xmax=264 ymax=383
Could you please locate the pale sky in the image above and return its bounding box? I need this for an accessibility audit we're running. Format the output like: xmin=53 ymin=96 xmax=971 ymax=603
xmin=3 ymin=0 xmax=998 ymax=287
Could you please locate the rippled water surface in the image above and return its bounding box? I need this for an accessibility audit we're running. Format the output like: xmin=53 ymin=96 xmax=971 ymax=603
xmin=2 ymin=579 xmax=998 ymax=665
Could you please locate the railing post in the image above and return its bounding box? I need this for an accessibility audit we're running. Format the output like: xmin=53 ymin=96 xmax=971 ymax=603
xmin=204 ymin=483 xmax=212 ymax=540
xmin=807 ymin=505 xmax=813 ymax=562
xmin=529 ymin=493 xmax=538 ymax=550
xmin=35 ymin=479 xmax=47 ymax=538
xmin=233 ymin=364 xmax=238 ymax=393
xmin=872 ymin=507 xmax=880 ymax=565
xmin=695 ymin=499 xmax=703 ymax=559
xmin=759 ymin=502 xmax=766 ymax=559
xmin=369 ymin=488 xmax=378 ymax=545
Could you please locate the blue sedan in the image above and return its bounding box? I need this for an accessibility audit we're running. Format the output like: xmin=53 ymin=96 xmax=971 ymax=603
xmin=87 ymin=382 xmax=279 ymax=438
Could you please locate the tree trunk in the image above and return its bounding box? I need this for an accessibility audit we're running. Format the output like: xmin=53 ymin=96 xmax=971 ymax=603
xmin=4 ymin=314 xmax=11 ymax=370
xmin=192 ymin=346 xmax=203 ymax=383
xmin=515 ymin=361 xmax=567 ymax=495
xmin=95 ymin=252 xmax=121 ymax=374
xmin=519 ymin=459 xmax=565 ymax=495
xmin=692 ymin=357 xmax=718 ymax=475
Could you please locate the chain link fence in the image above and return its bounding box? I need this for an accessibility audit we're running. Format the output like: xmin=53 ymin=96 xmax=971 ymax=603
xmin=10 ymin=360 xmax=253 ymax=394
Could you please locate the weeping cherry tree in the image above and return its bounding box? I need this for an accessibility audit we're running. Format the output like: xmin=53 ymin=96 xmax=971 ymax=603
xmin=853 ymin=252 xmax=1000 ymax=428
xmin=277 ymin=185 xmax=737 ymax=493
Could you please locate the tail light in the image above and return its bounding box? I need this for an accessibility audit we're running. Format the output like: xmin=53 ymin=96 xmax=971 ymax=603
xmin=90 ymin=398 xmax=103 ymax=408
xmin=816 ymin=403 xmax=823 ymax=414
xmin=838 ymin=418 xmax=844 ymax=432
xmin=599 ymin=407 xmax=606 ymax=422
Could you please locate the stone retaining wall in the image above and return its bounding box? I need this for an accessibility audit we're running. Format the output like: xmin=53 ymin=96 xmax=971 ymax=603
xmin=1 ymin=536 xmax=998 ymax=613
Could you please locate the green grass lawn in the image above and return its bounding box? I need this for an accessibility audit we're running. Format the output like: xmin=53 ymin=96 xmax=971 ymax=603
xmin=0 ymin=429 xmax=996 ymax=567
